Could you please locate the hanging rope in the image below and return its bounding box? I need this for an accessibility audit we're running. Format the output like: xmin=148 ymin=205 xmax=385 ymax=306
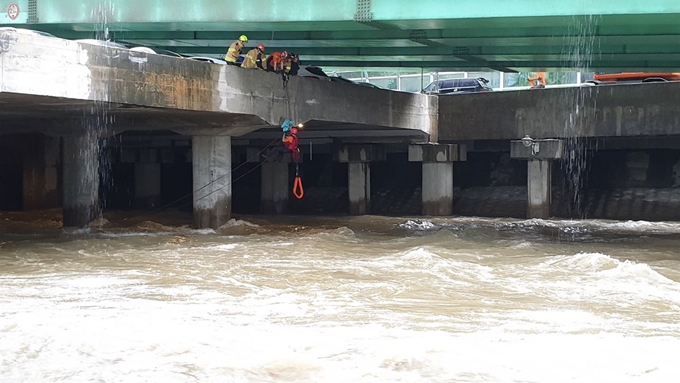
xmin=293 ymin=163 xmax=304 ymax=199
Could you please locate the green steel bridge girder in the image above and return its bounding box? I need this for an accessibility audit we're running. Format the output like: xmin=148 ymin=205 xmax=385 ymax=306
xmin=2 ymin=0 xmax=680 ymax=71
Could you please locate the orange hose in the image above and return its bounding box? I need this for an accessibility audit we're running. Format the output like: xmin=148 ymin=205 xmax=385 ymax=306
xmin=293 ymin=176 xmax=304 ymax=199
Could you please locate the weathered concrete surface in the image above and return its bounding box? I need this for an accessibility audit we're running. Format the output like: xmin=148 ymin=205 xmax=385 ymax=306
xmin=527 ymin=159 xmax=551 ymax=219
xmin=62 ymin=135 xmax=100 ymax=227
xmin=422 ymin=162 xmax=453 ymax=216
xmin=192 ymin=136 xmax=231 ymax=229
xmin=23 ymin=135 xmax=60 ymax=210
xmin=510 ymin=139 xmax=564 ymax=160
xmin=0 ymin=30 xmax=436 ymax=140
xmin=261 ymin=162 xmax=289 ymax=214
xmin=348 ymin=162 xmax=371 ymax=215
xmin=439 ymin=83 xmax=680 ymax=141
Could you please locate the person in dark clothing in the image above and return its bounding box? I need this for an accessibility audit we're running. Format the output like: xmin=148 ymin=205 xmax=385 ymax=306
xmin=286 ymin=54 xmax=300 ymax=76
xmin=267 ymin=127 xmax=301 ymax=163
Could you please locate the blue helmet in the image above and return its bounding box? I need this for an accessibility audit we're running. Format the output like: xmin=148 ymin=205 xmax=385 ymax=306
xmin=281 ymin=119 xmax=295 ymax=132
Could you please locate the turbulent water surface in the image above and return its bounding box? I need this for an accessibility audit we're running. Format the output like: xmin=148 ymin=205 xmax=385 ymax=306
xmin=1 ymin=211 xmax=680 ymax=383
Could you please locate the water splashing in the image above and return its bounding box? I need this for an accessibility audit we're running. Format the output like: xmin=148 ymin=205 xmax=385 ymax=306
xmin=558 ymin=15 xmax=601 ymax=218
xmin=78 ymin=1 xmax=117 ymax=219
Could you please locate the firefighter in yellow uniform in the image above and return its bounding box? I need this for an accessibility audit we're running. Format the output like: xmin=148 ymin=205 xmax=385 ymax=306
xmin=224 ymin=35 xmax=248 ymax=65
xmin=242 ymin=44 xmax=266 ymax=69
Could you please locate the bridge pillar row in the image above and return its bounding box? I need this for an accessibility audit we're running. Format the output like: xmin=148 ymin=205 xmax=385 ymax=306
xmin=192 ymin=136 xmax=232 ymax=229
xmin=337 ymin=145 xmax=386 ymax=215
xmin=62 ymin=135 xmax=102 ymax=228
xmin=248 ymin=147 xmax=291 ymax=214
xmin=510 ymin=138 xmax=564 ymax=219
xmin=409 ymin=144 xmax=467 ymax=216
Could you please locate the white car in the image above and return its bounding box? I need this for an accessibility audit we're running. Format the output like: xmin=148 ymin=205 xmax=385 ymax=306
xmin=75 ymin=39 xmax=128 ymax=50
xmin=186 ymin=56 xmax=227 ymax=65
xmin=130 ymin=46 xmax=183 ymax=58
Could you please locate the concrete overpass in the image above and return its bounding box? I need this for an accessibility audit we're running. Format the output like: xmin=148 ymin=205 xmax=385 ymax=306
xmin=3 ymin=29 xmax=680 ymax=227
xmin=2 ymin=0 xmax=680 ymax=71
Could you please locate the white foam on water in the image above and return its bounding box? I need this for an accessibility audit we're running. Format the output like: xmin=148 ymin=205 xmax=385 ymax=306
xmin=2 ymin=221 xmax=680 ymax=382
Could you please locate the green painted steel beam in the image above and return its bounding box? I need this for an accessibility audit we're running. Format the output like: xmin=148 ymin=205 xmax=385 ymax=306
xmin=29 ymin=0 xmax=680 ymax=24
xmin=4 ymin=0 xmax=680 ymax=71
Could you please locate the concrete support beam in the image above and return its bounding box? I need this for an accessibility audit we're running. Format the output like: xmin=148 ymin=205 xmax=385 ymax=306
xmin=527 ymin=159 xmax=552 ymax=219
xmin=23 ymin=135 xmax=60 ymax=210
xmin=134 ymin=149 xmax=161 ymax=209
xmin=336 ymin=144 xmax=386 ymax=163
xmin=261 ymin=162 xmax=289 ymax=214
xmin=337 ymin=145 xmax=384 ymax=215
xmin=422 ymin=162 xmax=454 ymax=216
xmin=348 ymin=162 xmax=371 ymax=215
xmin=62 ymin=135 xmax=101 ymax=227
xmin=511 ymin=138 xmax=563 ymax=219
xmin=192 ymin=136 xmax=232 ymax=229
xmin=409 ymin=143 xmax=464 ymax=216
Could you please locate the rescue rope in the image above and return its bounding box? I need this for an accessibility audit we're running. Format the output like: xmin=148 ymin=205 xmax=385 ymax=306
xmin=293 ymin=163 xmax=304 ymax=200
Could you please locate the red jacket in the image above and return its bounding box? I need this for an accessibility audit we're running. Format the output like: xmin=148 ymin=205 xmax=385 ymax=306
xmin=283 ymin=134 xmax=298 ymax=151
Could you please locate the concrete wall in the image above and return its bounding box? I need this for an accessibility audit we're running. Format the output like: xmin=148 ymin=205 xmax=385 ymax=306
xmin=0 ymin=29 xmax=436 ymax=138
xmin=439 ymin=83 xmax=680 ymax=141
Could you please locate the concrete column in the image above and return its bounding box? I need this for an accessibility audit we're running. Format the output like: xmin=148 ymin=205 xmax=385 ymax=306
xmin=261 ymin=161 xmax=289 ymax=214
xmin=23 ymin=135 xmax=60 ymax=210
xmin=192 ymin=136 xmax=231 ymax=229
xmin=409 ymin=143 xmax=466 ymax=216
xmin=134 ymin=149 xmax=161 ymax=209
xmin=527 ymin=159 xmax=551 ymax=219
xmin=62 ymin=135 xmax=101 ymax=227
xmin=337 ymin=145 xmax=385 ymax=215
xmin=511 ymin=137 xmax=564 ymax=220
xmin=422 ymin=162 xmax=453 ymax=215
xmin=348 ymin=162 xmax=370 ymax=215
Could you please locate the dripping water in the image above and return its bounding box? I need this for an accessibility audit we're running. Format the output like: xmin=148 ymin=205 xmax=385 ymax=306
xmin=559 ymin=14 xmax=601 ymax=218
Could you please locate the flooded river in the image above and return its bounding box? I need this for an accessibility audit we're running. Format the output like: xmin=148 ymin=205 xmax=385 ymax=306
xmin=1 ymin=211 xmax=680 ymax=382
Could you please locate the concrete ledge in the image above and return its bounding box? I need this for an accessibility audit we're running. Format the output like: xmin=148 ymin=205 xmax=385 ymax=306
xmin=336 ymin=145 xmax=386 ymax=163
xmin=408 ymin=143 xmax=466 ymax=162
xmin=510 ymin=138 xmax=563 ymax=160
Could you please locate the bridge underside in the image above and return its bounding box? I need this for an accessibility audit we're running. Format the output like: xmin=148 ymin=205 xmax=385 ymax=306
xmin=7 ymin=0 xmax=680 ymax=71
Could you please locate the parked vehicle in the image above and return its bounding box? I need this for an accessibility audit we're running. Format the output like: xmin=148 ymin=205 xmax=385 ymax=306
xmin=355 ymin=82 xmax=384 ymax=90
xmin=329 ymin=76 xmax=355 ymax=84
xmin=186 ymin=56 xmax=227 ymax=65
xmin=421 ymin=77 xmax=492 ymax=95
xmin=590 ymin=72 xmax=680 ymax=84
xmin=298 ymin=66 xmax=330 ymax=80
xmin=75 ymin=39 xmax=128 ymax=50
xmin=130 ymin=46 xmax=183 ymax=58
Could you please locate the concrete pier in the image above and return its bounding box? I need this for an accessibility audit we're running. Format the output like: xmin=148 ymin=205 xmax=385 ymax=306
xmin=422 ymin=162 xmax=454 ymax=216
xmin=527 ymin=159 xmax=551 ymax=219
xmin=62 ymin=135 xmax=101 ymax=227
xmin=23 ymin=135 xmax=60 ymax=210
xmin=134 ymin=149 xmax=161 ymax=209
xmin=409 ymin=144 xmax=466 ymax=216
xmin=192 ymin=136 xmax=232 ymax=229
xmin=348 ymin=162 xmax=371 ymax=215
xmin=261 ymin=161 xmax=289 ymax=214
xmin=337 ymin=145 xmax=385 ymax=215
xmin=511 ymin=138 xmax=564 ymax=219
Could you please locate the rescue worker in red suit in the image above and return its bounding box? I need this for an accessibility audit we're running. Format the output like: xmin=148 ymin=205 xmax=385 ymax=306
xmin=268 ymin=127 xmax=301 ymax=163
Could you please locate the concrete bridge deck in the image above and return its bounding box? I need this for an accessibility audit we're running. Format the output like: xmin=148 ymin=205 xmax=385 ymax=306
xmin=4 ymin=29 xmax=680 ymax=228
xmin=0 ymin=29 xmax=435 ymax=140
xmin=4 ymin=30 xmax=680 ymax=145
